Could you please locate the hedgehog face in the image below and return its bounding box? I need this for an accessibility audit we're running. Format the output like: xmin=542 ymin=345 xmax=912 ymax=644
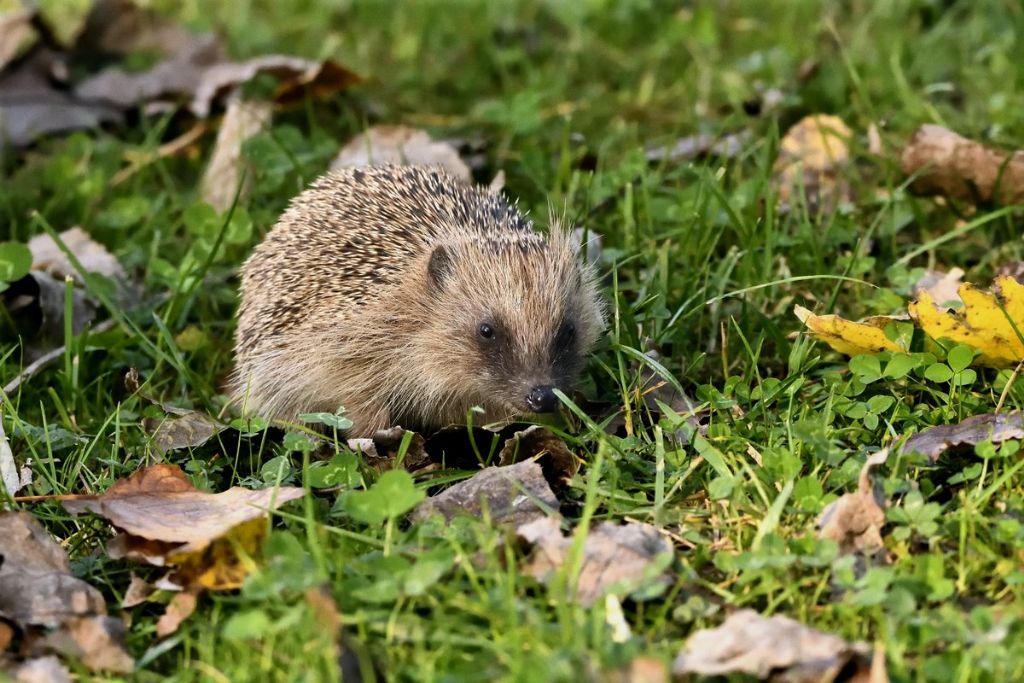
xmin=418 ymin=232 xmax=604 ymax=424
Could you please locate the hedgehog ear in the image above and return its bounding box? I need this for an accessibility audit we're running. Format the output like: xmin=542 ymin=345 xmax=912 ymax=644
xmin=427 ymin=245 xmax=455 ymax=290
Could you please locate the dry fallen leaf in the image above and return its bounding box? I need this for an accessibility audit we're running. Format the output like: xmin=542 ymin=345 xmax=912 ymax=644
xmin=1 ymin=415 xmax=31 ymax=497
xmin=901 ymin=124 xmax=1024 ymax=204
xmin=516 ymin=517 xmax=673 ymax=606
xmin=200 ymin=98 xmax=273 ymax=212
xmin=71 ymin=0 xmax=212 ymax=61
xmin=330 ymin=125 xmax=472 ymax=182
xmin=411 ymin=459 xmax=559 ymax=526
xmin=913 ymin=267 xmax=965 ymax=308
xmin=121 ymin=574 xmax=157 ymax=609
xmin=154 ymin=590 xmax=198 ymax=638
xmin=6 ymin=656 xmax=73 ymax=683
xmin=28 ymin=227 xmax=125 ymax=282
xmin=63 ymin=464 xmax=304 ymax=592
xmin=0 ymin=10 xmax=36 ymax=71
xmin=0 ymin=512 xmax=106 ymax=629
xmin=142 ymin=407 xmax=226 ymax=456
xmin=909 ymin=275 xmax=1024 ymax=367
xmin=0 ymin=43 xmax=122 ymax=151
xmin=901 ymin=412 xmax=1024 ymax=463
xmin=602 ymin=656 xmax=669 ymax=683
xmin=672 ymin=609 xmax=877 ymax=682
xmin=773 ymin=114 xmax=853 ymax=214
xmin=794 ymin=305 xmax=907 ymax=356
xmin=348 ymin=426 xmax=430 ymax=472
xmin=0 ymin=512 xmax=134 ymax=673
xmin=497 ymin=425 xmax=580 ymax=487
xmin=38 ymin=615 xmax=134 ymax=674
xmin=818 ymin=449 xmax=889 ymax=556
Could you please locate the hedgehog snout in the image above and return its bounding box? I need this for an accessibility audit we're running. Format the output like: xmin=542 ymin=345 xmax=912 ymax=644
xmin=525 ymin=385 xmax=558 ymax=413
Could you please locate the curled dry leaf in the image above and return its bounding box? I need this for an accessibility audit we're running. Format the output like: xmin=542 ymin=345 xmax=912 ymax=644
xmin=63 ymin=464 xmax=304 ymax=592
xmin=411 ymin=459 xmax=559 ymax=526
xmin=909 ymin=275 xmax=1024 ymax=367
xmin=154 ymin=590 xmax=198 ymax=638
xmin=200 ymin=98 xmax=273 ymax=212
xmin=497 ymin=425 xmax=580 ymax=487
xmin=818 ymin=449 xmax=889 ymax=556
xmin=121 ymin=574 xmax=157 ymax=609
xmin=794 ymin=305 xmax=907 ymax=356
xmin=1 ymin=416 xmax=31 ymax=497
xmin=901 ymin=124 xmax=1024 ymax=204
xmin=516 ymin=517 xmax=673 ymax=606
xmin=672 ymin=609 xmax=878 ymax=682
xmin=330 ymin=125 xmax=471 ymax=183
xmin=902 ymin=411 xmax=1024 ymax=463
xmin=0 ymin=10 xmax=36 ymax=71
xmin=348 ymin=426 xmax=430 ymax=472
xmin=913 ymin=267 xmax=965 ymax=308
xmin=773 ymin=114 xmax=853 ymax=214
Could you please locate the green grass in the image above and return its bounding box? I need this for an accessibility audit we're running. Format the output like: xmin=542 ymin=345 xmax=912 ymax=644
xmin=4 ymin=0 xmax=1024 ymax=681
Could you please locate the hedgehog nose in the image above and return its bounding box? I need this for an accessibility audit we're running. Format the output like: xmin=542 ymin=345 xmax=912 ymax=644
xmin=526 ymin=385 xmax=558 ymax=413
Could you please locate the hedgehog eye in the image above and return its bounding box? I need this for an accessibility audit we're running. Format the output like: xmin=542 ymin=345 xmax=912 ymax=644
xmin=557 ymin=321 xmax=576 ymax=343
xmin=478 ymin=323 xmax=495 ymax=340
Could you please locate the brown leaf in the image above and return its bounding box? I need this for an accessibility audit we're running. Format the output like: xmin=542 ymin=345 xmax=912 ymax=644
xmin=348 ymin=427 xmax=429 ymax=472
xmin=142 ymin=408 xmax=226 ymax=456
xmin=7 ymin=656 xmax=73 ymax=683
xmin=1 ymin=416 xmax=31 ymax=497
xmin=516 ymin=517 xmax=673 ymax=606
xmin=411 ymin=459 xmax=559 ymax=526
xmin=28 ymin=227 xmax=125 ymax=282
xmin=817 ymin=449 xmax=889 ymax=556
xmin=901 ymin=412 xmax=1024 ymax=462
xmin=497 ymin=425 xmax=580 ymax=487
xmin=901 ymin=124 xmax=1024 ymax=204
xmin=330 ymin=125 xmax=471 ymax=182
xmin=37 ymin=616 xmax=133 ymax=674
xmin=200 ymin=98 xmax=273 ymax=212
xmin=913 ymin=267 xmax=965 ymax=308
xmin=773 ymin=114 xmax=853 ymax=214
xmin=0 ymin=44 xmax=122 ymax=151
xmin=0 ymin=620 xmax=12 ymax=651
xmin=0 ymin=10 xmax=36 ymax=71
xmin=63 ymin=464 xmax=303 ymax=554
xmin=672 ymin=609 xmax=877 ymax=682
xmin=121 ymin=574 xmax=156 ymax=609
xmin=154 ymin=589 xmax=198 ymax=638
xmin=0 ymin=512 xmax=106 ymax=629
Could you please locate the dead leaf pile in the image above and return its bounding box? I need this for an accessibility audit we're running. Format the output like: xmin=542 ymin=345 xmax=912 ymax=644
xmin=817 ymin=449 xmax=889 ymax=557
xmin=516 ymin=516 xmax=673 ymax=605
xmin=61 ymin=464 xmax=304 ymax=635
xmin=672 ymin=609 xmax=883 ymax=683
xmin=0 ymin=0 xmax=360 ymax=151
xmin=0 ymin=512 xmax=134 ymax=675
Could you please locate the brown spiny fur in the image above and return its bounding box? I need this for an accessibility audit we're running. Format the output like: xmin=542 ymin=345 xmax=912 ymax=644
xmin=231 ymin=165 xmax=604 ymax=436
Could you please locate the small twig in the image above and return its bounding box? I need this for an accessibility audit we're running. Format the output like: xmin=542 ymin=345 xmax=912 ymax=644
xmin=11 ymin=493 xmax=92 ymax=503
xmin=111 ymin=121 xmax=210 ymax=186
xmin=3 ymin=318 xmax=116 ymax=396
xmin=995 ymin=360 xmax=1024 ymax=413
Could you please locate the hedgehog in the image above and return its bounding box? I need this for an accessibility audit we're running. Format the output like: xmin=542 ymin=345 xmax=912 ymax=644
xmin=230 ymin=165 xmax=605 ymax=437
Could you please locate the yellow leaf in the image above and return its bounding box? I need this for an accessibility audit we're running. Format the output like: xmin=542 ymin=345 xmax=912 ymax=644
xmin=909 ymin=276 xmax=1024 ymax=367
xmin=794 ymin=305 xmax=906 ymax=356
